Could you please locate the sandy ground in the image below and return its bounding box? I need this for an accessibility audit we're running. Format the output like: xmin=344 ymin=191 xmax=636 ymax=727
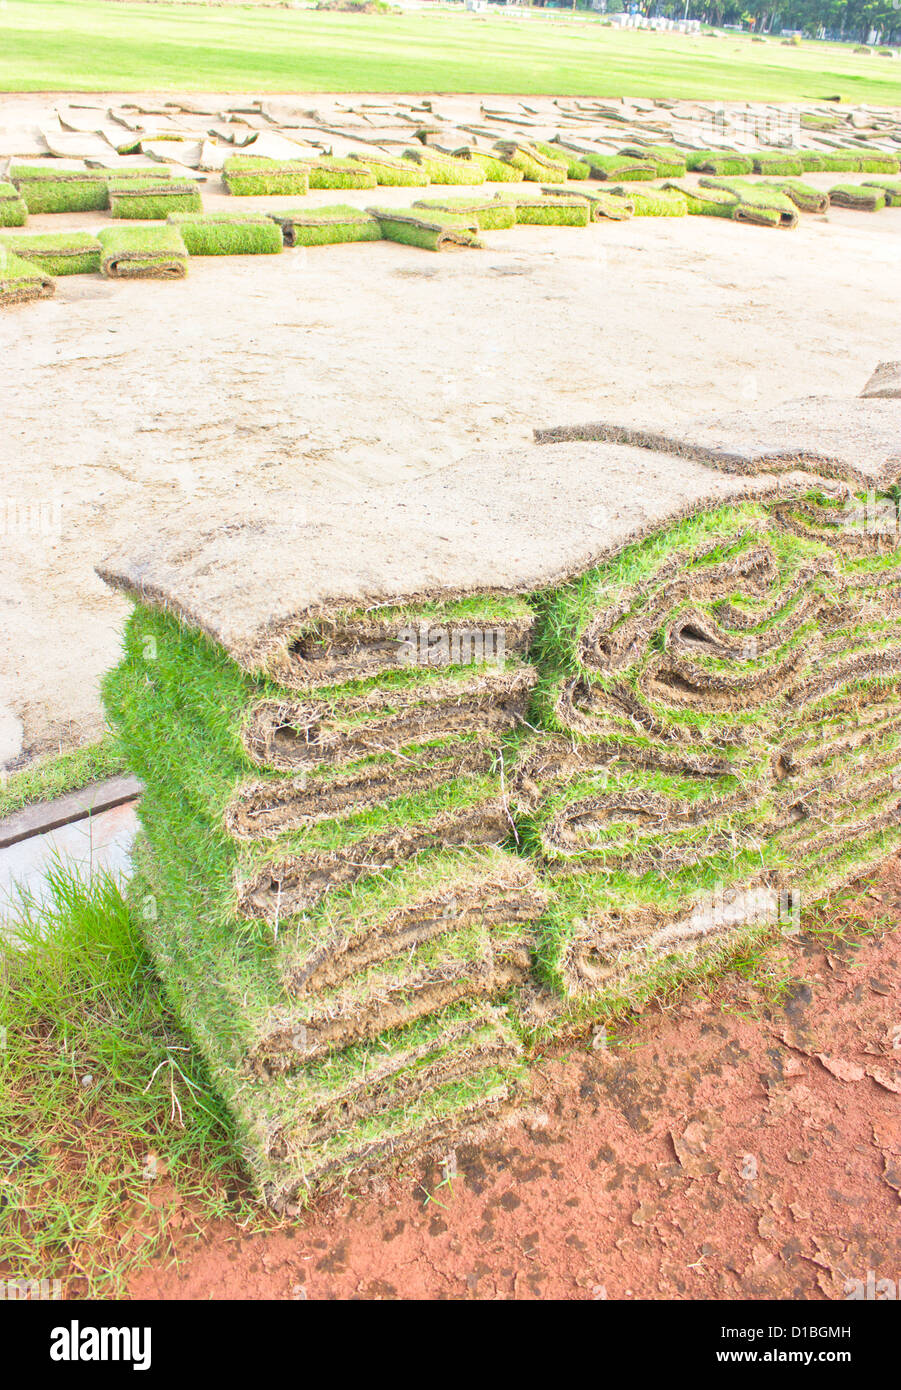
xmin=126 ymin=856 xmax=901 ymax=1301
xmin=1 ymin=94 xmax=900 ymax=760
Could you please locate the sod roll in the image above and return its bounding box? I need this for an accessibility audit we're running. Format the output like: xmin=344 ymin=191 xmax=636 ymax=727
xmin=403 ymin=149 xmax=487 ymax=185
xmin=307 ymin=159 xmax=377 ymax=191
xmin=700 ymin=178 xmax=799 ymax=228
xmin=581 ymin=153 xmax=657 ymax=182
xmin=829 ymin=183 xmax=887 ymax=211
xmin=413 ymin=197 xmax=517 ymax=231
xmin=367 ymin=207 xmax=484 ymax=251
xmin=685 ymin=150 xmax=754 ymax=176
xmin=533 ymin=141 xmax=591 ymax=181
xmin=97 ymin=224 xmax=188 ymax=279
xmin=0 ymin=230 xmax=101 ymax=275
xmin=863 ymin=180 xmax=901 ymax=206
xmin=466 ymin=150 xmax=525 ymax=183
xmin=495 ymin=193 xmax=590 ymax=227
xmin=609 ymin=185 xmax=688 ymax=217
xmin=0 ymin=180 xmax=28 ymax=227
xmin=619 ymin=143 xmax=687 ymax=178
xmin=108 ymin=177 xmax=202 ymax=219
xmin=756 ymin=178 xmax=829 ymax=213
xmin=492 ymin=142 xmax=568 ymax=184
xmin=541 ymin=185 xmax=634 ymax=220
xmin=0 ymin=245 xmax=54 ymax=305
xmin=222 ymin=156 xmax=311 ymax=197
xmin=346 ymin=152 xmax=429 ymax=187
xmin=166 ymin=212 xmax=283 ymax=256
xmin=662 ymin=180 xmax=738 ymax=218
xmin=10 ymin=163 xmax=109 ymax=213
xmin=750 ymin=150 xmax=805 ymax=176
xmin=268 ymin=204 xmax=382 ymax=248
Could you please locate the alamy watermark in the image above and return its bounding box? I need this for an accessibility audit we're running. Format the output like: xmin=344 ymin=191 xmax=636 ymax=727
xmin=396 ymin=624 xmax=506 ymax=667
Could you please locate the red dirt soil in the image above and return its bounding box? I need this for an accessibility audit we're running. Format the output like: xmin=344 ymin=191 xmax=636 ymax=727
xmin=129 ymin=860 xmax=901 ymax=1302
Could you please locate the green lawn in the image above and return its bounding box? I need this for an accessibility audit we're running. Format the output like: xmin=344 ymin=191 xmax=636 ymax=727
xmin=2 ymin=2 xmax=900 ymax=102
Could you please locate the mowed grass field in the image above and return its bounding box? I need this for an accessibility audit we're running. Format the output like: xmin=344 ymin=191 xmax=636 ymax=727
xmin=2 ymin=1 xmax=900 ymax=101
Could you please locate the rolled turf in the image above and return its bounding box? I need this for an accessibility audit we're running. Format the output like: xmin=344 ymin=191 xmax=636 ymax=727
xmin=222 ymin=156 xmax=310 ymax=197
xmin=618 ymin=143 xmax=687 ymax=178
xmin=609 ymin=185 xmax=688 ymax=217
xmin=662 ymin=180 xmax=738 ymax=217
xmin=829 ymin=183 xmax=887 ymax=211
xmin=750 ymin=150 xmax=805 ymax=176
xmin=491 ymin=142 xmax=568 ymax=183
xmin=756 ymin=178 xmax=829 ymax=213
xmin=580 ymin=153 xmax=657 ymax=181
xmin=307 ymin=159 xmax=377 ymax=191
xmin=0 ymin=180 xmax=28 ymax=227
xmin=533 ymin=142 xmax=591 ymax=181
xmin=685 ymin=150 xmax=754 ymax=176
xmin=541 ymin=185 xmax=634 ymax=220
xmin=367 ymin=207 xmax=484 ymax=250
xmin=346 ymin=152 xmax=429 ymax=187
xmin=97 ymin=224 xmax=188 ymax=279
xmin=267 ymin=204 xmax=382 ymax=248
xmin=700 ymin=178 xmax=799 ymax=227
xmin=466 ymin=150 xmax=525 ymax=183
xmin=0 ymin=245 xmax=54 ymax=305
xmin=494 ymin=193 xmax=590 ymax=227
xmin=108 ymin=177 xmax=202 ymax=219
xmin=413 ymin=197 xmax=516 ymax=231
xmin=0 ymin=230 xmax=101 ymax=275
xmin=166 ymin=212 xmax=283 ymax=256
xmin=10 ymin=163 xmax=109 ymax=213
xmin=402 ymin=149 xmax=486 ymax=185
xmin=863 ymin=180 xmax=901 ymax=206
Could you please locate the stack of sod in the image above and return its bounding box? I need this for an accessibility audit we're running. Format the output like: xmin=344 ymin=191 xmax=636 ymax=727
xmin=533 ymin=142 xmax=591 ymax=180
xmin=0 ymin=230 xmax=101 ymax=275
xmin=402 ymin=149 xmax=486 ymax=186
xmin=367 ymin=207 xmax=484 ymax=251
xmin=756 ymin=179 xmax=829 ymax=213
xmin=580 ymin=153 xmax=657 ymax=182
xmin=800 ymin=150 xmax=858 ymax=173
xmin=307 ymin=159 xmax=377 ymax=191
xmin=413 ymin=197 xmax=517 ymax=231
xmin=223 ymin=156 xmax=310 ymax=197
xmin=108 ymin=176 xmax=202 ymax=219
xmin=829 ymin=184 xmax=886 ymax=211
xmin=514 ymin=491 xmax=901 ymax=1027
xmin=10 ymin=163 xmax=109 ymax=213
xmin=97 ymin=225 xmax=188 ymax=279
xmin=662 ymin=180 xmax=738 ymax=218
xmin=864 ymin=180 xmax=901 ymax=206
xmin=346 ymin=152 xmax=429 ymax=187
xmin=750 ymin=150 xmax=804 ymax=176
xmin=0 ymin=246 xmax=54 ymax=305
xmin=465 ymin=149 xmax=525 ymax=183
xmin=619 ymin=143 xmax=687 ymax=177
xmin=166 ymin=212 xmax=283 ymax=256
xmin=699 ymin=178 xmax=798 ymax=227
xmin=0 ymin=180 xmax=28 ymax=227
xmin=267 ymin=204 xmax=382 ymax=248
xmin=103 ymin=595 xmax=545 ymax=1208
xmin=542 ymin=185 xmax=634 ymax=220
xmin=491 ymin=142 xmax=568 ymax=184
xmin=856 ymin=151 xmax=900 ymax=174
xmin=494 ymin=192 xmax=590 ymax=227
xmin=609 ymin=185 xmax=688 ymax=217
xmin=685 ymin=150 xmax=754 ymax=176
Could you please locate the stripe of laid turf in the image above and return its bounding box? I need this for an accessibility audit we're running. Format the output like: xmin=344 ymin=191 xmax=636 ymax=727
xmin=10 ymin=163 xmax=109 ymax=213
xmin=402 ymin=148 xmax=487 ymax=185
xmin=412 ymin=196 xmax=516 ymax=231
xmin=367 ymin=207 xmax=483 ymax=251
xmin=166 ymin=212 xmax=283 ymax=256
xmin=494 ymin=193 xmax=590 ymax=227
xmin=0 ymin=231 xmax=101 ymax=276
xmin=96 ymin=442 xmax=835 ymax=680
xmin=540 ymin=185 xmax=634 ymax=220
xmin=267 ymin=204 xmax=381 ymax=248
xmin=490 ymin=141 xmax=568 ymax=183
xmin=345 ymin=152 xmax=429 ymax=187
xmin=222 ymin=156 xmax=310 ymax=196
xmin=0 ymin=248 xmax=54 ymax=305
xmin=0 ymin=181 xmax=28 ymax=227
xmin=531 ymin=397 xmax=901 ymax=491
xmin=108 ymin=176 xmax=202 ymax=219
xmin=97 ymin=225 xmax=188 ymax=279
xmin=608 ymin=185 xmax=687 ymax=216
xmin=829 ymin=184 xmax=887 ymax=211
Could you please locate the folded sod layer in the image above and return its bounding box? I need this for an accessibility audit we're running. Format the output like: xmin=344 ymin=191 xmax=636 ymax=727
xmin=700 ymin=178 xmax=799 ymax=228
xmin=492 ymin=142 xmax=568 ymax=183
xmin=99 ymin=411 xmax=901 ymax=1193
xmin=533 ymin=142 xmax=591 ymax=181
xmin=413 ymin=197 xmax=516 ymax=231
xmin=750 ymin=150 xmax=805 ymax=176
xmin=756 ymin=179 xmax=829 ymax=213
xmin=685 ymin=150 xmax=754 ymax=176
xmin=618 ymin=143 xmax=687 ymax=178
xmin=268 ymin=204 xmax=382 ymax=248
xmin=307 ymin=159 xmax=377 ymax=191
xmin=97 ymin=224 xmax=188 ymax=279
xmin=609 ymin=185 xmax=688 ymax=217
xmin=346 ymin=152 xmax=428 ymax=187
xmin=466 ymin=150 xmax=525 ymax=183
xmin=367 ymin=207 xmax=484 ymax=251
xmin=0 ymin=180 xmax=28 ymax=227
xmin=0 ymin=246 xmax=54 ymax=305
xmin=542 ymin=185 xmax=634 ymax=220
xmin=222 ymin=156 xmax=311 ymax=197
xmin=108 ymin=177 xmax=202 ymax=219
xmin=495 ymin=193 xmax=590 ymax=227
xmin=663 ymin=180 xmax=738 ymax=218
xmin=166 ymin=212 xmax=283 ymax=256
xmin=864 ymin=180 xmax=901 ymax=207
xmin=829 ymin=183 xmax=886 ymax=211
xmin=10 ymin=163 xmax=109 ymax=213
xmin=403 ymin=149 xmax=486 ymax=185
xmin=581 ymin=153 xmax=657 ymax=182
xmin=856 ymin=151 xmax=900 ymax=174
xmin=0 ymin=231 xmax=101 ymax=275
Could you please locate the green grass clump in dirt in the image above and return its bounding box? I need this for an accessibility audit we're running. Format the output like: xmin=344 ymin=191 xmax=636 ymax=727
xmin=0 ymin=244 xmax=54 ymax=304
xmin=346 ymin=152 xmax=428 ymax=187
xmin=222 ymin=155 xmax=310 ymax=196
xmin=863 ymin=179 xmax=901 ymax=206
xmin=496 ymin=192 xmax=590 ymax=227
xmin=10 ymin=163 xmax=109 ymax=213
xmin=533 ymin=141 xmax=590 ymax=181
xmin=0 ymin=737 xmax=127 ymax=820
xmin=685 ymin=150 xmax=754 ymax=176
xmin=97 ymin=223 xmax=188 ymax=279
xmin=307 ymin=158 xmax=377 ymax=190
xmin=268 ymin=203 xmax=382 ymax=247
xmin=0 ymin=179 xmax=27 ymax=226
xmin=413 ymin=196 xmax=515 ymax=231
xmin=609 ymin=184 xmax=688 ymax=216
xmin=0 ymin=229 xmax=101 ymax=275
xmin=108 ymin=176 xmax=202 ymax=218
xmin=368 ymin=206 xmax=483 ymax=250
xmin=166 ymin=211 xmax=283 ymax=256
xmin=829 ymin=182 xmax=887 ymax=210
xmin=619 ymin=143 xmax=687 ymax=177
xmin=403 ymin=149 xmax=486 ymax=185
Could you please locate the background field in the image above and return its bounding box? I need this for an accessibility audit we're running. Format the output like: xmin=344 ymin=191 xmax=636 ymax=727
xmin=3 ymin=1 xmax=901 ymax=101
